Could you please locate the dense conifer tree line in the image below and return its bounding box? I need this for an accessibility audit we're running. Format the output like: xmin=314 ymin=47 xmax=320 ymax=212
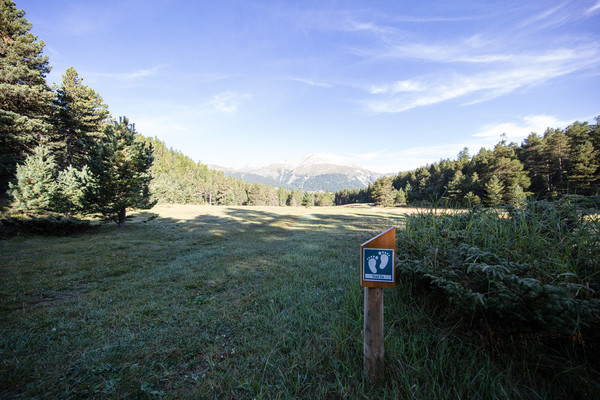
xmin=338 ymin=119 xmax=599 ymax=207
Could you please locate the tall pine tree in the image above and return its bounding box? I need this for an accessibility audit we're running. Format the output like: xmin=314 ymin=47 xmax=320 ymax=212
xmin=0 ymin=0 xmax=53 ymax=197
xmin=8 ymin=145 xmax=56 ymax=213
xmin=51 ymin=67 xmax=110 ymax=169
xmin=484 ymin=175 xmax=504 ymax=207
xmin=543 ymin=128 xmax=571 ymax=194
xmin=568 ymin=141 xmax=598 ymax=194
xmin=372 ymin=177 xmax=395 ymax=207
xmin=89 ymin=117 xmax=154 ymax=227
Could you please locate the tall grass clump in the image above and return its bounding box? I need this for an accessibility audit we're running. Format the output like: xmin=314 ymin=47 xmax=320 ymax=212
xmin=396 ymin=197 xmax=600 ymax=335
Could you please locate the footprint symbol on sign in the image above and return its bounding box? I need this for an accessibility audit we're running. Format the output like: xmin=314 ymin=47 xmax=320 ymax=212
xmin=379 ymin=251 xmax=389 ymax=270
xmin=367 ymin=255 xmax=378 ymax=273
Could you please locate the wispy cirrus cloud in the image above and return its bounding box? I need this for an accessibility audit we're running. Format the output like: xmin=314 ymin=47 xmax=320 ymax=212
xmin=208 ymin=91 xmax=252 ymax=114
xmin=586 ymin=1 xmax=600 ymax=15
xmin=473 ymin=115 xmax=571 ymax=140
xmin=369 ymin=80 xmax=425 ymax=95
xmin=192 ymin=72 xmax=242 ymax=83
xmin=365 ymin=43 xmax=600 ymax=113
xmin=285 ymin=77 xmax=333 ymax=88
xmin=332 ymin=1 xmax=600 ymax=114
xmin=518 ymin=2 xmax=573 ymax=30
xmin=130 ymin=91 xmax=252 ymax=140
xmin=88 ymin=65 xmax=166 ymax=81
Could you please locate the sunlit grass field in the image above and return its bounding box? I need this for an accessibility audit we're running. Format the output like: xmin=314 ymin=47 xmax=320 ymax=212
xmin=1 ymin=205 xmax=598 ymax=399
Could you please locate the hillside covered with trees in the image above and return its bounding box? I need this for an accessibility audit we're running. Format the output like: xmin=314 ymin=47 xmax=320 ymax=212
xmin=143 ymin=137 xmax=336 ymax=207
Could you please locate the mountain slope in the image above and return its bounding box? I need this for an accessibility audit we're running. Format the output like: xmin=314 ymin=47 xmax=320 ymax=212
xmin=212 ymin=153 xmax=384 ymax=192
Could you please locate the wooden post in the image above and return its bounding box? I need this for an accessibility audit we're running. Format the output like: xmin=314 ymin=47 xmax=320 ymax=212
xmin=361 ymin=227 xmax=395 ymax=383
xmin=364 ymin=287 xmax=384 ymax=381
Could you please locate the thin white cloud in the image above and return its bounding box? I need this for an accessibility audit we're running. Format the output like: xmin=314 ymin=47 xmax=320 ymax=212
xmin=89 ymin=65 xmax=165 ymax=81
xmin=337 ymin=2 xmax=600 ymax=114
xmin=382 ymin=40 xmax=595 ymax=65
xmin=473 ymin=115 xmax=571 ymax=139
xmin=127 ymin=92 xmax=252 ymax=139
xmin=586 ymin=1 xmax=600 ymax=14
xmin=338 ymin=14 xmax=481 ymax=38
xmin=286 ymin=77 xmax=333 ymax=88
xmin=355 ymin=150 xmax=386 ymax=161
xmin=343 ymin=20 xmax=398 ymax=37
xmin=365 ymin=45 xmax=600 ymax=113
xmin=208 ymin=92 xmax=252 ymax=115
xmin=518 ymin=3 xmax=569 ymax=29
xmin=193 ymin=72 xmax=241 ymax=83
xmin=370 ymin=80 xmax=425 ymax=95
xmin=390 ymin=15 xmax=482 ymax=23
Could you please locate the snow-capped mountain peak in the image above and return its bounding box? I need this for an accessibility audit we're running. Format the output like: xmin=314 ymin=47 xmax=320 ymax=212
xmin=213 ymin=153 xmax=385 ymax=192
xmin=292 ymin=153 xmax=353 ymax=168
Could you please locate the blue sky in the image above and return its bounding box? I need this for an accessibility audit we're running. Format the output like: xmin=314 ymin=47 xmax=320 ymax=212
xmin=19 ymin=0 xmax=600 ymax=173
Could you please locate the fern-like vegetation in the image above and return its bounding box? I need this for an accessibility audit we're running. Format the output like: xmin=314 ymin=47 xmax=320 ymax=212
xmin=396 ymin=197 xmax=600 ymax=335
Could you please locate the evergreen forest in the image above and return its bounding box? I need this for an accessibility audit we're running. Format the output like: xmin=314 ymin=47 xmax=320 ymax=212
xmin=361 ymin=121 xmax=600 ymax=208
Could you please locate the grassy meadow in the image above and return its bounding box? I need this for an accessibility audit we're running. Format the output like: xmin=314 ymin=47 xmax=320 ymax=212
xmin=1 ymin=204 xmax=598 ymax=399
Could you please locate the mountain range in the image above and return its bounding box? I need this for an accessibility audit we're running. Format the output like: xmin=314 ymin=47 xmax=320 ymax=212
xmin=210 ymin=153 xmax=386 ymax=192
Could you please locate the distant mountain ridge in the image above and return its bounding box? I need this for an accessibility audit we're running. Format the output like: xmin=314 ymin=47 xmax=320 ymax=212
xmin=210 ymin=153 xmax=384 ymax=192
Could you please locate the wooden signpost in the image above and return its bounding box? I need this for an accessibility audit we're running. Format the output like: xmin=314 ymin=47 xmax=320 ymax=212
xmin=361 ymin=227 xmax=396 ymax=382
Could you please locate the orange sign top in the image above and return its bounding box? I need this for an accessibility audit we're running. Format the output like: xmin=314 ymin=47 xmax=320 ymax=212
xmin=360 ymin=227 xmax=396 ymax=288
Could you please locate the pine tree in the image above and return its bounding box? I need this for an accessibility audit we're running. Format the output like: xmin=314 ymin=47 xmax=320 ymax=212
xmin=277 ymin=187 xmax=288 ymax=206
xmin=506 ymin=184 xmax=527 ymax=207
xmin=301 ymin=192 xmax=314 ymax=207
xmin=213 ymin=173 xmax=232 ymax=205
xmin=490 ymin=141 xmax=530 ymax=202
xmin=456 ymin=147 xmax=471 ymax=169
xmin=543 ymin=128 xmax=570 ymax=194
xmin=8 ymin=145 xmax=56 ymax=213
xmin=51 ymin=67 xmax=110 ymax=168
xmin=315 ymin=190 xmax=334 ymax=206
xmin=288 ymin=190 xmax=303 ymax=206
xmin=247 ymin=183 xmax=267 ymax=205
xmin=518 ymin=133 xmax=547 ymax=196
xmin=484 ymin=175 xmax=504 ymax=207
xmin=568 ymin=141 xmax=598 ymax=194
xmin=403 ymin=182 xmax=413 ymax=203
xmin=54 ymin=165 xmax=96 ymax=216
xmin=444 ymin=170 xmax=464 ymax=205
xmin=89 ymin=117 xmax=154 ymax=227
xmin=463 ymin=191 xmax=481 ymax=206
xmin=394 ymin=188 xmax=407 ymax=205
xmin=372 ymin=177 xmax=395 ymax=207
xmin=0 ymin=0 xmax=54 ymax=196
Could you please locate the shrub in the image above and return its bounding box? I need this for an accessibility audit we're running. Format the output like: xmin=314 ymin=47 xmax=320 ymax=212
xmin=0 ymin=215 xmax=92 ymax=236
xmin=396 ymin=199 xmax=600 ymax=334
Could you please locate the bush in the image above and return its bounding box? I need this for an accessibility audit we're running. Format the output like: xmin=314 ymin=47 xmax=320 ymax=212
xmin=0 ymin=215 xmax=93 ymax=237
xmin=396 ymin=199 xmax=600 ymax=334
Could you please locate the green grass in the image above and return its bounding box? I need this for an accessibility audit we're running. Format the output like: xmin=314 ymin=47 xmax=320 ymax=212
xmin=1 ymin=204 xmax=598 ymax=398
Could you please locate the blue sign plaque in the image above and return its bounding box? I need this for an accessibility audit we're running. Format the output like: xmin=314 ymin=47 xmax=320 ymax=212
xmin=362 ymin=248 xmax=395 ymax=283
